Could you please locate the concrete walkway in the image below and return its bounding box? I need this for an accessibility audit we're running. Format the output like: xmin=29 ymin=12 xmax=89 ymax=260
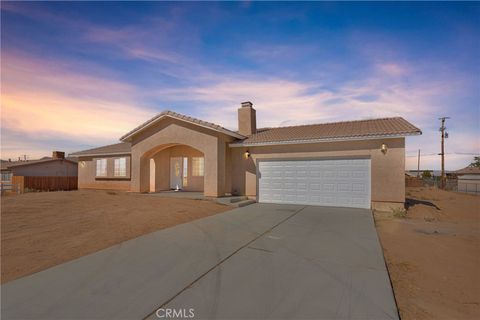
xmin=1 ymin=204 xmax=398 ymax=320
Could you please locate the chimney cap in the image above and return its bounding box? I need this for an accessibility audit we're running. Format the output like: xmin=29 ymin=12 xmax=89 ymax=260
xmin=52 ymin=151 xmax=65 ymax=159
xmin=241 ymin=101 xmax=253 ymax=108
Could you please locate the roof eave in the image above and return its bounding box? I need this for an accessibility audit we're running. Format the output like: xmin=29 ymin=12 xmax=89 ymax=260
xmin=120 ymin=114 xmax=245 ymax=142
xmin=6 ymin=159 xmax=78 ymax=168
xmin=69 ymin=151 xmax=132 ymax=157
xmin=229 ymin=132 xmax=422 ymax=148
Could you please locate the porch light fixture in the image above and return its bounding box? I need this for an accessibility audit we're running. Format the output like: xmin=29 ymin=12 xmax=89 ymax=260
xmin=244 ymin=150 xmax=250 ymax=159
xmin=381 ymin=143 xmax=388 ymax=154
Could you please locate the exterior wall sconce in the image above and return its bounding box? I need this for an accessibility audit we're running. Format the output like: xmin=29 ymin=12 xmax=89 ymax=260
xmin=244 ymin=150 xmax=250 ymax=159
xmin=381 ymin=143 xmax=388 ymax=154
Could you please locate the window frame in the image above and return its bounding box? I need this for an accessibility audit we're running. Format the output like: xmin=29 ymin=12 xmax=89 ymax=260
xmin=96 ymin=158 xmax=107 ymax=177
xmin=192 ymin=157 xmax=205 ymax=177
xmin=114 ymin=157 xmax=127 ymax=177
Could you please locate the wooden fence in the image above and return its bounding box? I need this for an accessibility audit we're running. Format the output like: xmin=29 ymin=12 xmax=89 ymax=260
xmin=405 ymin=176 xmax=424 ymax=188
xmin=12 ymin=176 xmax=77 ymax=193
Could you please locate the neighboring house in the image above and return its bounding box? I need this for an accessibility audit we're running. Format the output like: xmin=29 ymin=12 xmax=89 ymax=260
xmin=1 ymin=160 xmax=13 ymax=182
xmin=70 ymin=102 xmax=421 ymax=210
xmin=405 ymin=170 xmax=455 ymax=178
xmin=4 ymin=152 xmax=78 ymax=178
xmin=456 ymin=166 xmax=480 ymax=195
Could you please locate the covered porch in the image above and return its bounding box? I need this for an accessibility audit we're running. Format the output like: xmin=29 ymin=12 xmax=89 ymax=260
xmin=148 ymin=144 xmax=205 ymax=193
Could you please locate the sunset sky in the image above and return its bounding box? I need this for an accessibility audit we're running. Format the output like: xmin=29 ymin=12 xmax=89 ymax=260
xmin=1 ymin=2 xmax=479 ymax=170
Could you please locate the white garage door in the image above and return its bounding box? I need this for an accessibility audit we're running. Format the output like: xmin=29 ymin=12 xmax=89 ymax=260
xmin=258 ymin=158 xmax=371 ymax=209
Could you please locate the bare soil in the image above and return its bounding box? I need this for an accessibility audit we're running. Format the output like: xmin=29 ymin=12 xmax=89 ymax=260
xmin=1 ymin=190 xmax=230 ymax=284
xmin=374 ymin=187 xmax=480 ymax=319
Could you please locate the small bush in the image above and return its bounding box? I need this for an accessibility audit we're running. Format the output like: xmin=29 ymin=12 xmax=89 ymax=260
xmin=392 ymin=207 xmax=407 ymax=218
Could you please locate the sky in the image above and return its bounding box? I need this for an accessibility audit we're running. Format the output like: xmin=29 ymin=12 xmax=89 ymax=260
xmin=1 ymin=1 xmax=479 ymax=170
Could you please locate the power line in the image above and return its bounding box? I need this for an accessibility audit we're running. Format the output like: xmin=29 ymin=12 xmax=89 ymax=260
xmin=405 ymin=152 xmax=479 ymax=157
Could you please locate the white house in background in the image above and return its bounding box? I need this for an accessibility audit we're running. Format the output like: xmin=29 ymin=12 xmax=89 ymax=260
xmin=455 ymin=166 xmax=480 ymax=195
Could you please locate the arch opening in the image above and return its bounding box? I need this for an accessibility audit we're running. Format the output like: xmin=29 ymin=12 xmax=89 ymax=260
xmin=141 ymin=144 xmax=205 ymax=194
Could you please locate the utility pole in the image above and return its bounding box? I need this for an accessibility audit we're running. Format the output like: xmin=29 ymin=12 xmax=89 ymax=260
xmin=439 ymin=117 xmax=450 ymax=189
xmin=417 ymin=149 xmax=420 ymax=177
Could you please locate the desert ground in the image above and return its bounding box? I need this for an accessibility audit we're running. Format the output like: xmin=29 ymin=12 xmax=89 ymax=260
xmin=375 ymin=187 xmax=480 ymax=319
xmin=1 ymin=190 xmax=230 ymax=284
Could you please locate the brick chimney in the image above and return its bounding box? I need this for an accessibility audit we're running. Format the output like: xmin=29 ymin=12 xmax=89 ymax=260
xmin=238 ymin=101 xmax=257 ymax=136
xmin=52 ymin=151 xmax=65 ymax=159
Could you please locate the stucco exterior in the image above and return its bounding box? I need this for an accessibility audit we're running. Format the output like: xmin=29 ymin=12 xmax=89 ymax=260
xmin=128 ymin=117 xmax=235 ymax=197
xmin=72 ymin=103 xmax=419 ymax=209
xmin=151 ymin=145 xmax=204 ymax=192
xmin=229 ymin=138 xmax=405 ymax=209
xmin=77 ymin=155 xmax=131 ymax=190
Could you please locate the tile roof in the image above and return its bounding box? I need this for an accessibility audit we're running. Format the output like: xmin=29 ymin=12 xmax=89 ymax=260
xmin=69 ymin=142 xmax=131 ymax=156
xmin=455 ymin=166 xmax=480 ymax=175
xmin=234 ymin=117 xmax=421 ymax=146
xmin=120 ymin=110 xmax=245 ymax=141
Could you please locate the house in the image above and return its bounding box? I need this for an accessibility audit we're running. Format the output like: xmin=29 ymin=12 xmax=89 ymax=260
xmin=1 ymin=160 xmax=12 ymax=181
xmin=2 ymin=152 xmax=78 ymax=179
xmin=455 ymin=166 xmax=480 ymax=195
xmin=70 ymin=102 xmax=421 ymax=210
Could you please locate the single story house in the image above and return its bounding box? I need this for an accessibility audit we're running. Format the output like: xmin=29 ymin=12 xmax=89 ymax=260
xmin=455 ymin=166 xmax=480 ymax=195
xmin=70 ymin=102 xmax=421 ymax=210
xmin=1 ymin=152 xmax=78 ymax=181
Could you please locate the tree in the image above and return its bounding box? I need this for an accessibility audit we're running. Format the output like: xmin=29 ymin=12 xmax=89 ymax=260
xmin=422 ymin=170 xmax=432 ymax=179
xmin=469 ymin=156 xmax=480 ymax=168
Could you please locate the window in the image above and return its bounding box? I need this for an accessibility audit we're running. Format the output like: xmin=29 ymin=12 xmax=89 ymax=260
xmin=192 ymin=157 xmax=204 ymax=177
xmin=1 ymin=172 xmax=12 ymax=182
xmin=96 ymin=159 xmax=107 ymax=177
xmin=182 ymin=157 xmax=188 ymax=186
xmin=114 ymin=157 xmax=127 ymax=177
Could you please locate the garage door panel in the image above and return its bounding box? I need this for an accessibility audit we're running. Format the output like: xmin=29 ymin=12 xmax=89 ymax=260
xmin=258 ymin=159 xmax=371 ymax=209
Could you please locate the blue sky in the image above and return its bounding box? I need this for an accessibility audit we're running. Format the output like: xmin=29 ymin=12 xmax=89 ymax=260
xmin=1 ymin=1 xmax=479 ymax=170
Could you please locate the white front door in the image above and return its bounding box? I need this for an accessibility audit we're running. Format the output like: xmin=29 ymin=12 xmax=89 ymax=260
xmin=258 ymin=158 xmax=371 ymax=209
xmin=170 ymin=157 xmax=183 ymax=189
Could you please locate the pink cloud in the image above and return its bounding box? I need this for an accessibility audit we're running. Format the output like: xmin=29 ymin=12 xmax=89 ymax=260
xmin=1 ymin=52 xmax=154 ymax=159
xmin=377 ymin=63 xmax=408 ymax=76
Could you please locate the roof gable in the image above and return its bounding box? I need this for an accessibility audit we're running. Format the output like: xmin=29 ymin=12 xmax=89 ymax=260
xmin=120 ymin=111 xmax=245 ymax=142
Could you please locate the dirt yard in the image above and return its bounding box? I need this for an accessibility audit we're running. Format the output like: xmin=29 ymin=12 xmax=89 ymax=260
xmin=1 ymin=190 xmax=230 ymax=284
xmin=374 ymin=187 xmax=480 ymax=319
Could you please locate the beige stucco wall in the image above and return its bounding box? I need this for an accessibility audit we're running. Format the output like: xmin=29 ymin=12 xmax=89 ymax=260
xmin=11 ymin=160 xmax=78 ymax=177
xmin=77 ymin=155 xmax=131 ymax=190
xmin=151 ymin=145 xmax=204 ymax=192
xmin=229 ymin=138 xmax=406 ymax=206
xmin=129 ymin=118 xmax=234 ymax=196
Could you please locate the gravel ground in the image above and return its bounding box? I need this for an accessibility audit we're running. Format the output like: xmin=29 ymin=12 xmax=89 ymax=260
xmin=1 ymin=190 xmax=230 ymax=283
xmin=374 ymin=187 xmax=480 ymax=319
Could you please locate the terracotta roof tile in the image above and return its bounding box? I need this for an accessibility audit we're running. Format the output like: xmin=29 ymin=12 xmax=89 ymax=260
xmin=455 ymin=166 xmax=480 ymax=175
xmin=237 ymin=117 xmax=421 ymax=145
xmin=120 ymin=110 xmax=245 ymax=141
xmin=70 ymin=142 xmax=131 ymax=156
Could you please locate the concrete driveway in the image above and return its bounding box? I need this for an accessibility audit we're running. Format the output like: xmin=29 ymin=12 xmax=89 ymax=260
xmin=2 ymin=204 xmax=398 ymax=320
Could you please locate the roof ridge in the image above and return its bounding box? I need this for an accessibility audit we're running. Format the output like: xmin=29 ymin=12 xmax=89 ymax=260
xmin=120 ymin=109 xmax=245 ymax=141
xmin=258 ymin=117 xmax=404 ymax=132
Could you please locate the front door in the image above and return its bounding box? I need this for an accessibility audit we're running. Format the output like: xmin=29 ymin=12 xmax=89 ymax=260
xmin=170 ymin=157 xmax=183 ymax=189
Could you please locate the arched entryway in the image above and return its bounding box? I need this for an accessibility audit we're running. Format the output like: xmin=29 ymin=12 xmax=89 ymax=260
xmin=146 ymin=144 xmax=205 ymax=193
xmin=129 ymin=119 xmax=228 ymax=197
